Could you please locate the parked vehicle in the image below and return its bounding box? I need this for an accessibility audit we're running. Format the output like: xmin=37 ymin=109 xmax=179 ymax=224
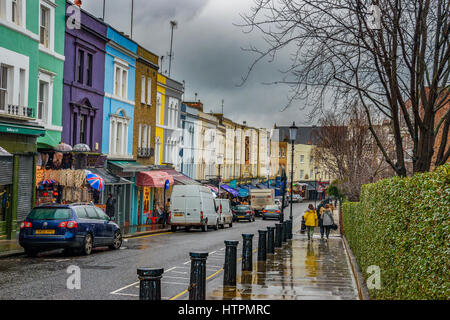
xmin=262 ymin=205 xmax=281 ymax=220
xmin=170 ymin=185 xmax=220 ymax=232
xmin=275 ymin=196 xmax=288 ymax=208
xmin=232 ymin=205 xmax=255 ymax=222
xmin=289 ymin=194 xmax=303 ymax=203
xmin=19 ymin=203 xmax=122 ymax=257
xmin=214 ymin=198 xmax=233 ymax=228
xmin=249 ymin=189 xmax=275 ymax=216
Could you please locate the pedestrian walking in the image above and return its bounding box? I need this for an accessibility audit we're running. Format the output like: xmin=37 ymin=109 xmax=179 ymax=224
xmin=321 ymin=204 xmax=335 ymax=240
xmin=316 ymin=200 xmax=325 ymax=239
xmin=106 ymin=193 xmax=116 ymax=219
xmin=303 ymin=204 xmax=318 ymax=241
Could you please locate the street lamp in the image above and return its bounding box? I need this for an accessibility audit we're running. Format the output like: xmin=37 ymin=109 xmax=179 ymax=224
xmin=314 ymin=166 xmax=318 ymax=209
xmin=289 ymin=122 xmax=298 ymax=222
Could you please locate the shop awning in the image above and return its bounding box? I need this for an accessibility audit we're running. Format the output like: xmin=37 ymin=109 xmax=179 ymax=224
xmin=108 ymin=160 xmax=151 ymax=173
xmin=88 ymin=168 xmax=132 ymax=185
xmin=237 ymin=187 xmax=248 ymax=197
xmin=160 ymin=169 xmax=200 ymax=185
xmin=0 ymin=146 xmax=12 ymax=157
xmin=220 ymin=184 xmax=239 ymax=197
xmin=0 ymin=121 xmax=46 ymax=137
xmin=205 ymin=184 xmax=219 ymax=193
xmin=137 ymin=170 xmax=174 ymax=188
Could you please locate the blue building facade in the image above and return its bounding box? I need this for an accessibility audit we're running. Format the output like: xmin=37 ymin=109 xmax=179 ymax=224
xmin=102 ymin=26 xmax=139 ymax=226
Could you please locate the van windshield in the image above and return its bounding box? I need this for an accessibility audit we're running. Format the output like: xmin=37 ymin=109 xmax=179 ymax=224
xmin=28 ymin=208 xmax=72 ymax=220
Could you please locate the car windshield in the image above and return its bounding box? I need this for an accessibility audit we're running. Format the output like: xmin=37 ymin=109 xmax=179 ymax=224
xmin=265 ymin=206 xmax=279 ymax=210
xmin=235 ymin=205 xmax=250 ymax=210
xmin=28 ymin=208 xmax=72 ymax=220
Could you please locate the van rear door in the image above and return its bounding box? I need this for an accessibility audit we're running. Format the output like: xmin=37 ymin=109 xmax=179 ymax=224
xmin=185 ymin=197 xmax=201 ymax=224
xmin=171 ymin=197 xmax=186 ymax=225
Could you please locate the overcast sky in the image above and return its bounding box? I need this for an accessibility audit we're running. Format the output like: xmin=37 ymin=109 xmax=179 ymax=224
xmin=81 ymin=0 xmax=314 ymax=129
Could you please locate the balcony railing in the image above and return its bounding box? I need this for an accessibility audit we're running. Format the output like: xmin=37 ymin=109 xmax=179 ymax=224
xmin=0 ymin=103 xmax=35 ymax=121
xmin=137 ymin=147 xmax=153 ymax=158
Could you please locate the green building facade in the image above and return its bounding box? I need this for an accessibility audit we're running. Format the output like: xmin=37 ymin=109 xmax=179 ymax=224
xmin=0 ymin=0 xmax=65 ymax=239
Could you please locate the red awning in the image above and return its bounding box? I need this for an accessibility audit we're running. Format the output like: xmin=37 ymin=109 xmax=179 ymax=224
xmin=137 ymin=171 xmax=174 ymax=188
xmin=160 ymin=169 xmax=200 ymax=185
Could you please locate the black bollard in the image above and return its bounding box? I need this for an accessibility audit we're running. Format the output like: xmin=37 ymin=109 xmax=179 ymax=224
xmin=242 ymin=234 xmax=254 ymax=272
xmin=286 ymin=219 xmax=293 ymax=239
xmin=257 ymin=230 xmax=267 ymax=261
xmin=267 ymin=226 xmax=275 ymax=254
xmin=282 ymin=221 xmax=287 ymax=243
xmin=137 ymin=267 xmax=164 ymax=300
xmin=275 ymin=223 xmax=282 ymax=248
xmin=188 ymin=252 xmax=208 ymax=300
xmin=223 ymin=240 xmax=239 ymax=287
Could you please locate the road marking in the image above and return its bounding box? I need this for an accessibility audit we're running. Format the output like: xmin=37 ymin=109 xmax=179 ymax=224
xmin=165 ymin=267 xmax=177 ymax=273
xmin=164 ymin=276 xmax=190 ymax=280
xmin=130 ymin=232 xmax=174 ymax=240
xmin=183 ymin=260 xmax=191 ymax=265
xmin=170 ymin=271 xmax=188 ymax=274
xmin=110 ymin=281 xmax=139 ymax=295
xmin=210 ymin=251 xmax=217 ymax=254
xmin=162 ymin=281 xmax=189 ymax=286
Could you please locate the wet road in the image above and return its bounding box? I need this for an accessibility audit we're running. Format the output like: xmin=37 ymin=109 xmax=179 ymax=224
xmin=0 ymin=202 xmax=310 ymax=300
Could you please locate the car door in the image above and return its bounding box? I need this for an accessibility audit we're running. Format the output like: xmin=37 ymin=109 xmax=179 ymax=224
xmin=95 ymin=207 xmax=114 ymax=243
xmin=84 ymin=206 xmax=105 ymax=246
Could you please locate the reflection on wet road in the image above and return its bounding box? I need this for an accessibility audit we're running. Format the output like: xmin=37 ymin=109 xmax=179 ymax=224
xmin=207 ymin=234 xmax=359 ymax=300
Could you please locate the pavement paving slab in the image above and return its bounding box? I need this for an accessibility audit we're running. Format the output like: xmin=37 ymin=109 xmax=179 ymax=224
xmin=206 ymin=231 xmax=359 ymax=300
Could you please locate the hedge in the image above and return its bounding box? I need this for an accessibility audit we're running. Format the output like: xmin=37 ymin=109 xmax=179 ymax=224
xmin=343 ymin=164 xmax=450 ymax=300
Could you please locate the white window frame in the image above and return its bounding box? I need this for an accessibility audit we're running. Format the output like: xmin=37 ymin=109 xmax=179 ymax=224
xmin=0 ymin=48 xmax=29 ymax=116
xmin=109 ymin=109 xmax=129 ymax=157
xmin=147 ymin=77 xmax=151 ymax=105
xmin=140 ymin=76 xmax=145 ymax=103
xmin=0 ymin=0 xmax=26 ymax=27
xmin=37 ymin=69 xmax=54 ymax=127
xmin=39 ymin=0 xmax=55 ymax=51
xmin=113 ymin=59 xmax=129 ymax=100
xmin=155 ymin=136 xmax=161 ymax=165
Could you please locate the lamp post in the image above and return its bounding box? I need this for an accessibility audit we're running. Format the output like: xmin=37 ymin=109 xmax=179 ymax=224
xmin=314 ymin=166 xmax=318 ymax=209
xmin=289 ymin=122 xmax=298 ymax=222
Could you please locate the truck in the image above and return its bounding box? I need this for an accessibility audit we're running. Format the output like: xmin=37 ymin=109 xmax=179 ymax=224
xmin=249 ymin=189 xmax=275 ymax=216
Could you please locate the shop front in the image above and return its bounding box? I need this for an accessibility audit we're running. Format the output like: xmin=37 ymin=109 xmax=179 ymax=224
xmin=0 ymin=120 xmax=46 ymax=239
xmin=136 ymin=170 xmax=174 ymax=225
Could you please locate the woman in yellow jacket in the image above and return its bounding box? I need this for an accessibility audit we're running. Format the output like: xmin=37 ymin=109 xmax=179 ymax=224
xmin=303 ymin=204 xmax=318 ymax=241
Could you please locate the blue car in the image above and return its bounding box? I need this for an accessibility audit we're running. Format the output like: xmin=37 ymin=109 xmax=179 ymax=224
xmin=19 ymin=203 xmax=122 ymax=257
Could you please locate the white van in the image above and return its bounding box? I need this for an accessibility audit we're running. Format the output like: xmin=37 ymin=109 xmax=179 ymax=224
xmin=250 ymin=189 xmax=275 ymax=216
xmin=214 ymin=198 xmax=233 ymax=229
xmin=170 ymin=185 xmax=220 ymax=232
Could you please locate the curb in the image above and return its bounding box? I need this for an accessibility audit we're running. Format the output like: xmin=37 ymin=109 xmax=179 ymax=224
xmin=342 ymin=235 xmax=370 ymax=300
xmin=123 ymin=228 xmax=172 ymax=239
xmin=0 ymin=249 xmax=25 ymax=259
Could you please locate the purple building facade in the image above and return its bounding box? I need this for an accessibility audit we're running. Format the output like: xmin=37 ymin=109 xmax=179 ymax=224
xmin=62 ymin=3 xmax=107 ymax=152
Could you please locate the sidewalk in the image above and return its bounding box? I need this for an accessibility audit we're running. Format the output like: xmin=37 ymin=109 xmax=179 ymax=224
xmin=207 ymin=207 xmax=359 ymax=300
xmin=0 ymin=224 xmax=171 ymax=258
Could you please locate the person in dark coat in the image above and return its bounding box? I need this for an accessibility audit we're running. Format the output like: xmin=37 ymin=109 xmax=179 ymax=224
xmin=316 ymin=200 xmax=325 ymax=239
xmin=106 ymin=194 xmax=116 ymax=218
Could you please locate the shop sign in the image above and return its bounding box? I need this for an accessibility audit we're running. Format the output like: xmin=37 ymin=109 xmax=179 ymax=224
xmin=0 ymin=124 xmax=45 ymax=136
xmin=86 ymin=154 xmax=107 ymax=168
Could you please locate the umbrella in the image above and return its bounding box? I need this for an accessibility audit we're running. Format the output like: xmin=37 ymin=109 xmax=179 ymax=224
xmin=54 ymin=142 xmax=72 ymax=152
xmin=86 ymin=173 xmax=105 ymax=192
xmin=39 ymin=179 xmax=56 ymax=185
xmin=73 ymin=143 xmax=91 ymax=152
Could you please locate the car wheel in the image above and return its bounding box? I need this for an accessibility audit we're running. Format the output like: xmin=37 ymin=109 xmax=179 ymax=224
xmin=81 ymin=233 xmax=93 ymax=255
xmin=229 ymin=222 xmax=233 ymax=228
xmin=25 ymin=248 xmax=39 ymax=258
xmin=109 ymin=231 xmax=122 ymax=250
xmin=185 ymin=226 xmax=191 ymax=232
xmin=263 ymin=216 xmax=266 ymax=220
xmin=219 ymin=223 xmax=225 ymax=229
xmin=201 ymin=220 xmax=207 ymax=232
xmin=213 ymin=219 xmax=219 ymax=230
xmin=171 ymin=225 xmax=177 ymax=232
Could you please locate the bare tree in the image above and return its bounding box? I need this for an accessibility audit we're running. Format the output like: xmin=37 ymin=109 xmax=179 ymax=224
xmin=314 ymin=102 xmax=393 ymax=200
xmin=238 ymin=0 xmax=449 ymax=176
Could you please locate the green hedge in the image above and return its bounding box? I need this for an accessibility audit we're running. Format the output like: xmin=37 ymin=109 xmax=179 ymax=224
xmin=343 ymin=164 xmax=450 ymax=300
